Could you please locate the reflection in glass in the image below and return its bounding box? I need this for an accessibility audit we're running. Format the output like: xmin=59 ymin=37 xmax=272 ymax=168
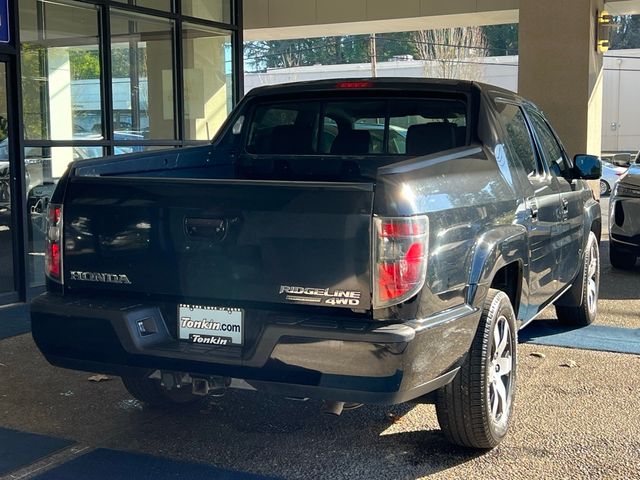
xmin=0 ymin=63 xmax=15 ymax=294
xmin=112 ymin=0 xmax=171 ymax=12
xmin=111 ymin=10 xmax=176 ymax=140
xmin=497 ymin=103 xmax=538 ymax=177
xmin=182 ymin=23 xmax=233 ymax=140
xmin=25 ymin=147 xmax=104 ymax=287
xmin=114 ymin=145 xmax=173 ymax=155
xmin=182 ymin=0 xmax=231 ymax=23
xmin=19 ymin=0 xmax=103 ymax=140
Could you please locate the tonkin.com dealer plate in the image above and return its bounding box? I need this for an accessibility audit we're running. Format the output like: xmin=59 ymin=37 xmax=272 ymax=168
xmin=178 ymin=304 xmax=243 ymax=346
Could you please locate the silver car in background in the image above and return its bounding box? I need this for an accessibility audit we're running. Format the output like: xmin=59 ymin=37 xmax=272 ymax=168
xmin=609 ymin=151 xmax=640 ymax=269
xmin=600 ymin=159 xmax=627 ymax=196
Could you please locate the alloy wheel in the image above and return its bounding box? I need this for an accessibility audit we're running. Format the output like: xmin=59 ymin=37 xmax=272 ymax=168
xmin=586 ymin=239 xmax=600 ymax=316
xmin=599 ymin=180 xmax=609 ymax=196
xmin=488 ymin=315 xmax=514 ymax=429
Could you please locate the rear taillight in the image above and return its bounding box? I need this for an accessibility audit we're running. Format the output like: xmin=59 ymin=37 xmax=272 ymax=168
xmin=373 ymin=216 xmax=429 ymax=309
xmin=45 ymin=204 xmax=63 ymax=282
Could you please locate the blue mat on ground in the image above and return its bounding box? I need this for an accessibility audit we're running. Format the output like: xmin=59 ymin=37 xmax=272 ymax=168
xmin=520 ymin=320 xmax=640 ymax=354
xmin=0 ymin=427 xmax=74 ymax=476
xmin=34 ymin=448 xmax=278 ymax=480
xmin=0 ymin=304 xmax=31 ymax=340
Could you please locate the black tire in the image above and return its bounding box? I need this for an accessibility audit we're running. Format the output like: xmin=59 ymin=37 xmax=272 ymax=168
xmin=121 ymin=372 xmax=203 ymax=408
xmin=435 ymin=289 xmax=517 ymax=449
xmin=599 ymin=180 xmax=610 ymax=197
xmin=556 ymin=231 xmax=600 ymax=326
xmin=609 ymin=242 xmax=636 ymax=270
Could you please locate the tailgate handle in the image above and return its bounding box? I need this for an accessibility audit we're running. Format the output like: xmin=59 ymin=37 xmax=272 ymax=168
xmin=184 ymin=217 xmax=228 ymax=241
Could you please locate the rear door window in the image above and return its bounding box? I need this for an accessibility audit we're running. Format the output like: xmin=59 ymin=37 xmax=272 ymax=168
xmin=524 ymin=107 xmax=570 ymax=177
xmin=496 ymin=102 xmax=540 ymax=178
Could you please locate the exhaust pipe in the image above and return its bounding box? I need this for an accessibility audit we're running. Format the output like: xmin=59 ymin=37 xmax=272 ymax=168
xmin=321 ymin=401 xmax=345 ymax=416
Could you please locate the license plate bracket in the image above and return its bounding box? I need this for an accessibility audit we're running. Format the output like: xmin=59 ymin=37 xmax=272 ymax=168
xmin=178 ymin=304 xmax=243 ymax=346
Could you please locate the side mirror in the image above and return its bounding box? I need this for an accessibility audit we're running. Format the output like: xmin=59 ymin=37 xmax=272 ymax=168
xmin=573 ymin=154 xmax=601 ymax=180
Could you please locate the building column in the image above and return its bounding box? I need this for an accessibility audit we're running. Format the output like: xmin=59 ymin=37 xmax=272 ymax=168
xmin=182 ymin=32 xmax=230 ymax=141
xmin=47 ymin=48 xmax=74 ymax=177
xmin=146 ymin=39 xmax=175 ymax=140
xmin=518 ymin=0 xmax=604 ymax=160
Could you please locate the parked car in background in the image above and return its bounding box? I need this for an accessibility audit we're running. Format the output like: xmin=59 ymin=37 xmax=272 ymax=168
xmin=0 ymin=160 xmax=9 ymax=204
xmin=600 ymin=159 xmax=627 ymax=196
xmin=610 ymin=151 xmax=640 ymax=269
xmin=0 ymin=138 xmax=8 ymax=161
xmin=32 ymin=79 xmax=601 ymax=451
xmin=602 ymin=151 xmax=635 ymax=168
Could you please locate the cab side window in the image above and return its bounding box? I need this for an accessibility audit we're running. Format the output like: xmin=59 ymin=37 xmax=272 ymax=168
xmin=525 ymin=107 xmax=569 ymax=178
xmin=497 ymin=102 xmax=540 ymax=178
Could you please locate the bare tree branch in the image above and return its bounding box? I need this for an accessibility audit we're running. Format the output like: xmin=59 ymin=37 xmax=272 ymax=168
xmin=413 ymin=27 xmax=489 ymax=80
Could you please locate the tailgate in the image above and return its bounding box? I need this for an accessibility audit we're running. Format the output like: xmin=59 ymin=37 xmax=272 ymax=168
xmin=62 ymin=177 xmax=374 ymax=310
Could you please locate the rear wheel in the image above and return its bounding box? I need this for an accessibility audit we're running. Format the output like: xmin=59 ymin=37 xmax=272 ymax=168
xmin=556 ymin=231 xmax=600 ymax=326
xmin=435 ymin=289 xmax=517 ymax=449
xmin=609 ymin=242 xmax=636 ymax=270
xmin=121 ymin=372 xmax=203 ymax=408
xmin=599 ymin=180 xmax=610 ymax=196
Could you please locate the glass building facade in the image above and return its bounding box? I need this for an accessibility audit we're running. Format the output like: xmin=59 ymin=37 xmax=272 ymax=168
xmin=0 ymin=0 xmax=243 ymax=309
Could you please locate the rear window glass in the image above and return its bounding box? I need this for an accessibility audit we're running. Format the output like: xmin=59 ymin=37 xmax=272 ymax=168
xmin=245 ymin=97 xmax=468 ymax=156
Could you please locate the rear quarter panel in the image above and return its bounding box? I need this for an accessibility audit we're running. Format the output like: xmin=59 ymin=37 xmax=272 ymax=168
xmin=373 ymin=144 xmax=525 ymax=322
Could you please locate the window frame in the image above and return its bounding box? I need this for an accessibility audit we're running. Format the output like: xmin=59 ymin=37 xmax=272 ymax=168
xmin=20 ymin=0 xmax=241 ymax=157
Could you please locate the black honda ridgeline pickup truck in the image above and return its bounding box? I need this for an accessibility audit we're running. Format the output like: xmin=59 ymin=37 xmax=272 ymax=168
xmin=32 ymin=79 xmax=602 ymax=449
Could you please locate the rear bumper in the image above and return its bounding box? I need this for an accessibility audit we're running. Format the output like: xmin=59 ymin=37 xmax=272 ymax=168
xmin=31 ymin=293 xmax=480 ymax=405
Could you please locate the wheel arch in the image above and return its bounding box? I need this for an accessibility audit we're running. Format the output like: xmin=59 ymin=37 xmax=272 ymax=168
xmin=591 ymin=217 xmax=602 ymax=245
xmin=553 ymin=195 xmax=600 ymax=308
xmin=555 ymin=227 xmax=600 ymax=308
xmin=489 ymin=262 xmax=523 ymax=320
xmin=466 ymin=225 xmax=528 ymax=319
xmin=584 ymin=197 xmax=602 ymax=244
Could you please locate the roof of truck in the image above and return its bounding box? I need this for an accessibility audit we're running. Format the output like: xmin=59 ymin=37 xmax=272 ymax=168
xmin=245 ymin=77 xmax=516 ymax=99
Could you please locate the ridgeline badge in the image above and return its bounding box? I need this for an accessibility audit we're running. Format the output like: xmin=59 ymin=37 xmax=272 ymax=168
xmin=279 ymin=285 xmax=361 ymax=306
